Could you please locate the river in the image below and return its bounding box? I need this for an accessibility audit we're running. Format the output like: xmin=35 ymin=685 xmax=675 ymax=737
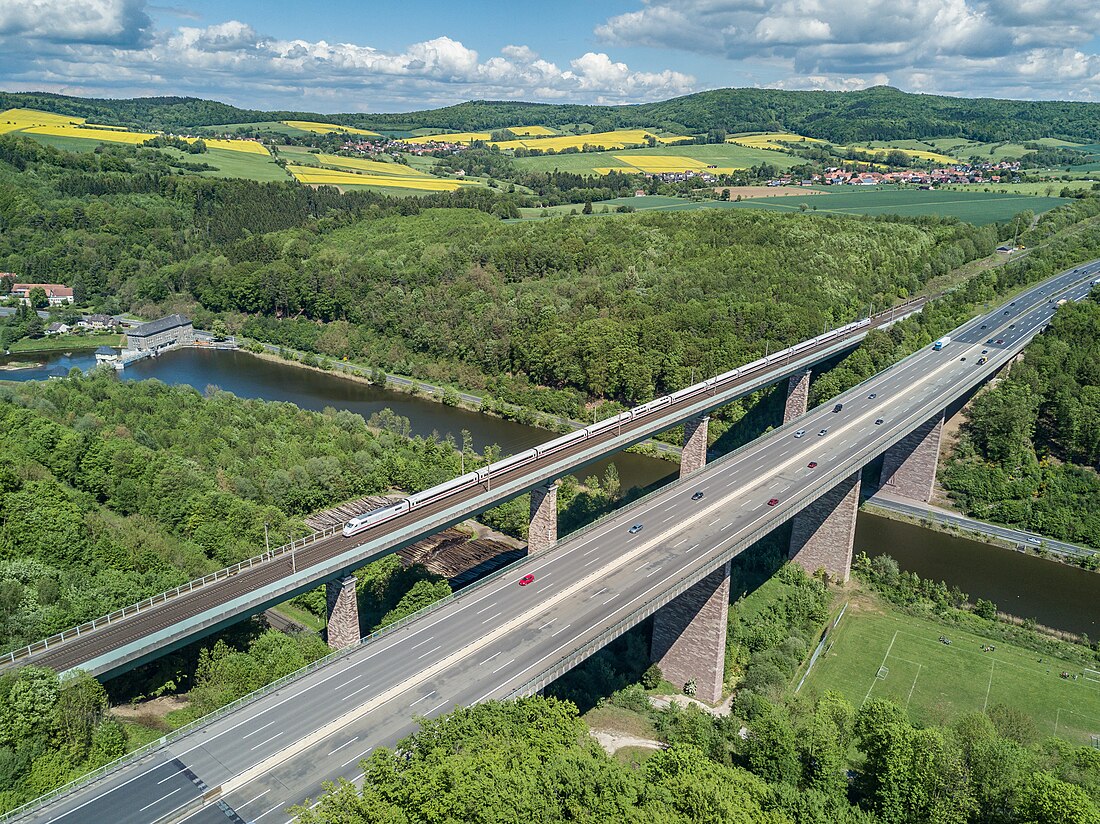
xmin=4 ymin=346 xmax=1097 ymax=636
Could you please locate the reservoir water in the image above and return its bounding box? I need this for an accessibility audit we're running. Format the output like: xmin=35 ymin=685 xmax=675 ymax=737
xmin=4 ymin=347 xmax=1097 ymax=636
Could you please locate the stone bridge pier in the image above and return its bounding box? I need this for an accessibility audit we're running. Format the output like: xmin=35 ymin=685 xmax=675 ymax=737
xmin=528 ymin=480 xmax=559 ymax=554
xmin=788 ymin=471 xmax=861 ymax=583
xmin=784 ymin=369 xmax=812 ymax=422
xmin=879 ymin=411 xmax=944 ymax=503
xmin=680 ymin=414 xmax=710 ymax=478
xmin=326 ymin=574 xmax=360 ymax=650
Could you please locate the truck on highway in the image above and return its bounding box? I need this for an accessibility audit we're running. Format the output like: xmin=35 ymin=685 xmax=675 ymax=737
xmin=933 ymin=336 xmax=951 ymax=350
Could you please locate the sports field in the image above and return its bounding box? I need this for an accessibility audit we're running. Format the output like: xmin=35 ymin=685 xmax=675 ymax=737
xmin=801 ymin=603 xmax=1100 ymax=746
xmin=727 ymin=187 xmax=1066 ymax=225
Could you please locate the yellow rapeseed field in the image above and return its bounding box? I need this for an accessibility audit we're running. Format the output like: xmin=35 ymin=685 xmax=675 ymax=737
xmin=23 ymin=125 xmax=158 ymax=144
xmin=204 ymin=139 xmax=270 ymax=156
xmin=490 ymin=129 xmax=690 ymax=151
xmin=315 ymin=154 xmax=431 ymax=176
xmin=727 ymin=132 xmax=826 ymax=150
xmin=508 ymin=125 xmax=556 ymax=136
xmin=283 ymin=120 xmax=379 ymax=137
xmin=844 ymin=145 xmax=959 ymax=164
xmin=287 ymin=165 xmax=471 ymax=191
xmin=0 ymin=108 xmax=88 ymax=131
xmin=405 ymin=131 xmax=493 ymax=144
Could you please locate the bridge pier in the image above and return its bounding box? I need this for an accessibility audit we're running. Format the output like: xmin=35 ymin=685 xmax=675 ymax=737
xmin=879 ymin=411 xmax=944 ymax=503
xmin=325 ymin=574 xmax=360 ymax=650
xmin=789 ymin=472 xmax=861 ymax=583
xmin=528 ymin=480 xmax=559 ymax=553
xmin=680 ymin=415 xmax=710 ymax=478
xmin=784 ymin=370 xmax=811 ymax=422
xmin=651 ymin=561 xmax=730 ymax=704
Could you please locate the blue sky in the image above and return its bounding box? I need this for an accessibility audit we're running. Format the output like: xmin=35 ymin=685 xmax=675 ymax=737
xmin=1 ymin=0 xmax=1098 ymax=112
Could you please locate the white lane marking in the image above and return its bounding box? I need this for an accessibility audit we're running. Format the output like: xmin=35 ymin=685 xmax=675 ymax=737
xmin=537 ymin=619 xmax=555 ymax=630
xmin=241 ymin=720 xmax=276 ymax=739
xmin=327 ymin=736 xmax=359 ymax=756
xmin=601 ymin=594 xmax=619 ymax=605
xmin=416 ymin=644 xmax=442 ymax=660
xmin=646 ymin=568 xmax=661 ymax=577
xmin=426 ymin=700 xmax=448 ymax=716
xmin=250 ymin=732 xmax=283 ymax=751
xmin=138 ymin=787 xmax=181 ymax=812
xmin=588 ymin=588 xmax=607 ymax=599
xmin=409 ymin=692 xmax=436 ymax=706
xmin=342 ymin=682 xmax=372 ymax=701
xmin=409 ymin=636 xmax=434 ymax=650
xmin=236 ymin=789 xmax=270 ymax=810
xmin=480 ymin=612 xmax=502 ymax=625
xmin=475 ymin=603 xmax=495 ymax=615
xmin=708 ymin=517 xmax=721 ymax=526
xmin=492 ymin=658 xmax=515 ymax=674
xmin=341 ymin=746 xmax=373 ymax=769
xmin=155 ymin=765 xmax=188 ymax=785
xmin=479 ymin=651 xmax=501 ymax=666
xmin=550 ymin=623 xmax=571 ymax=637
xmin=584 ymin=557 xmax=601 ymax=567
xmin=333 ymin=673 xmax=364 ymax=690
xmin=661 ymin=514 xmax=675 ymax=523
xmin=254 ymin=801 xmax=286 ymax=821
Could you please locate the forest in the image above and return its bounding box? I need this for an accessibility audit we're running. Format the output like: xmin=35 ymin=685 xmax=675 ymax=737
xmin=941 ymin=296 xmax=1100 ymax=548
xmin=5 ymin=85 xmax=1100 ymax=144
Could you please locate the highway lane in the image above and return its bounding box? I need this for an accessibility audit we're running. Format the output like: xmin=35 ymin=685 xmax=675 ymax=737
xmin=13 ymin=297 xmax=931 ymax=677
xmin=19 ymin=264 xmax=1098 ymax=824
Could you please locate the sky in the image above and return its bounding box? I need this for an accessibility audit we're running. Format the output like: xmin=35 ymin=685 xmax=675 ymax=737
xmin=1 ymin=0 xmax=1099 ymax=113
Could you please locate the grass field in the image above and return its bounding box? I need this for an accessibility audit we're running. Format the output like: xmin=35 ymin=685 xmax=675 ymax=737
xmin=406 ymin=131 xmax=493 ymax=144
xmin=313 ymin=154 xmax=432 ymax=176
xmin=726 ymin=187 xmax=1066 ymax=225
xmin=512 ymin=141 xmax=799 ymax=175
xmin=157 ymin=147 xmax=290 ymax=182
xmin=8 ymin=334 xmax=124 ymax=353
xmin=801 ymin=601 xmax=1100 ymax=746
xmin=727 ymin=132 xmax=827 ymax=150
xmin=196 ymin=121 xmax=311 ymax=137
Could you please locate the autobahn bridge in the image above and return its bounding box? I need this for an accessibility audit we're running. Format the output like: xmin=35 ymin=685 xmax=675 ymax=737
xmin=9 ymin=261 xmax=1100 ymax=824
xmin=4 ymin=299 xmax=930 ymax=679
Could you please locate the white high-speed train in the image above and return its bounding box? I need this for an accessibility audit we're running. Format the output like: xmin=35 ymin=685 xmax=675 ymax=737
xmin=342 ymin=319 xmax=871 ymax=538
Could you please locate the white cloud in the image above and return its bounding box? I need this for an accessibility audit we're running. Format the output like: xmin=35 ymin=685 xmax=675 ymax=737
xmin=0 ymin=3 xmax=695 ymax=110
xmin=596 ymin=0 xmax=1100 ymax=99
xmin=0 ymin=0 xmax=150 ymax=46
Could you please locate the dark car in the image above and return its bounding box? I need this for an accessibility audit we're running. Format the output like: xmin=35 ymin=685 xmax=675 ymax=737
xmin=868 ymin=392 xmax=877 ymax=399
xmin=1009 ymin=323 xmax=1015 ymax=328
xmin=807 ymin=461 xmax=818 ymax=469
xmin=982 ymin=349 xmax=988 ymax=354
xmin=767 ymin=498 xmax=780 ymax=507
xmin=996 ymin=339 xmax=1004 ymax=344
xmin=628 ymin=523 xmax=643 ymax=534
xmin=980 ymin=324 xmax=987 ymax=329
xmin=818 ymin=428 xmax=828 ymax=436
xmin=977 ymin=356 xmax=988 ymax=364
xmin=875 ymin=418 xmax=885 ymax=425
xmin=833 ymin=403 xmax=843 ymax=413
xmin=1011 ymin=302 xmax=1016 ymax=306
xmin=960 ymin=356 xmax=967 ymax=361
xmin=518 ymin=574 xmax=535 ymax=587
xmin=986 ymin=338 xmax=995 ymax=344
xmin=691 ymin=491 xmax=704 ymax=501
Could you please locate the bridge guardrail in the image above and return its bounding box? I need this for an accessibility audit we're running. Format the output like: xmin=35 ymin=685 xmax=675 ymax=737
xmin=0 ymin=524 xmax=343 ymax=666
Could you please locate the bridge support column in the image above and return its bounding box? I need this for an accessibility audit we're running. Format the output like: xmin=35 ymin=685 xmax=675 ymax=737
xmin=784 ymin=370 xmax=811 ymax=422
xmin=680 ymin=415 xmax=710 ymax=478
xmin=650 ymin=561 xmax=730 ymax=704
xmin=879 ymin=411 xmax=944 ymax=503
xmin=528 ymin=480 xmax=558 ymax=554
xmin=789 ymin=472 xmax=861 ymax=583
xmin=325 ymin=574 xmax=360 ymax=650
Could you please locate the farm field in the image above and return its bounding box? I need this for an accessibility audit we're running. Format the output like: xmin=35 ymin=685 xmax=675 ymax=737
xmin=286 ymin=164 xmax=473 ymax=192
xmin=281 ymin=120 xmax=378 ymax=136
xmin=727 ymin=132 xmax=826 ymax=150
xmin=726 ymin=187 xmax=1066 ymax=225
xmin=490 ymin=129 xmax=691 ymax=152
xmin=800 ymin=600 xmax=1100 ymax=746
xmin=313 ymin=154 xmax=432 ymax=176
xmin=159 ymin=146 xmax=289 ymax=182
xmin=406 ymin=131 xmax=493 ymax=144
xmin=512 ymin=141 xmax=799 ymax=175
xmin=845 ymin=142 xmax=959 ymax=163
xmin=196 ymin=121 xmax=310 ymax=137
xmin=1 ymin=107 xmax=275 ymax=157
xmin=940 ymin=180 xmax=1099 ymax=195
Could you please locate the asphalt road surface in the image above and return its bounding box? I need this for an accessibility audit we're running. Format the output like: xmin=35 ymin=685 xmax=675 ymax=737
xmin=19 ymin=264 xmax=1098 ymax=824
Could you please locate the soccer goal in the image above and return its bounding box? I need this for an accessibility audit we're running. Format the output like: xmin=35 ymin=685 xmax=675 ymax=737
xmin=877 ymin=666 xmax=889 ymax=680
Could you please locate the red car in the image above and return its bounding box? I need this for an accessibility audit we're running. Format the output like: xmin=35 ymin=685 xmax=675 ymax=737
xmin=518 ymin=574 xmax=535 ymax=587
xmin=767 ymin=498 xmax=780 ymax=507
xmin=807 ymin=461 xmax=818 ymax=469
